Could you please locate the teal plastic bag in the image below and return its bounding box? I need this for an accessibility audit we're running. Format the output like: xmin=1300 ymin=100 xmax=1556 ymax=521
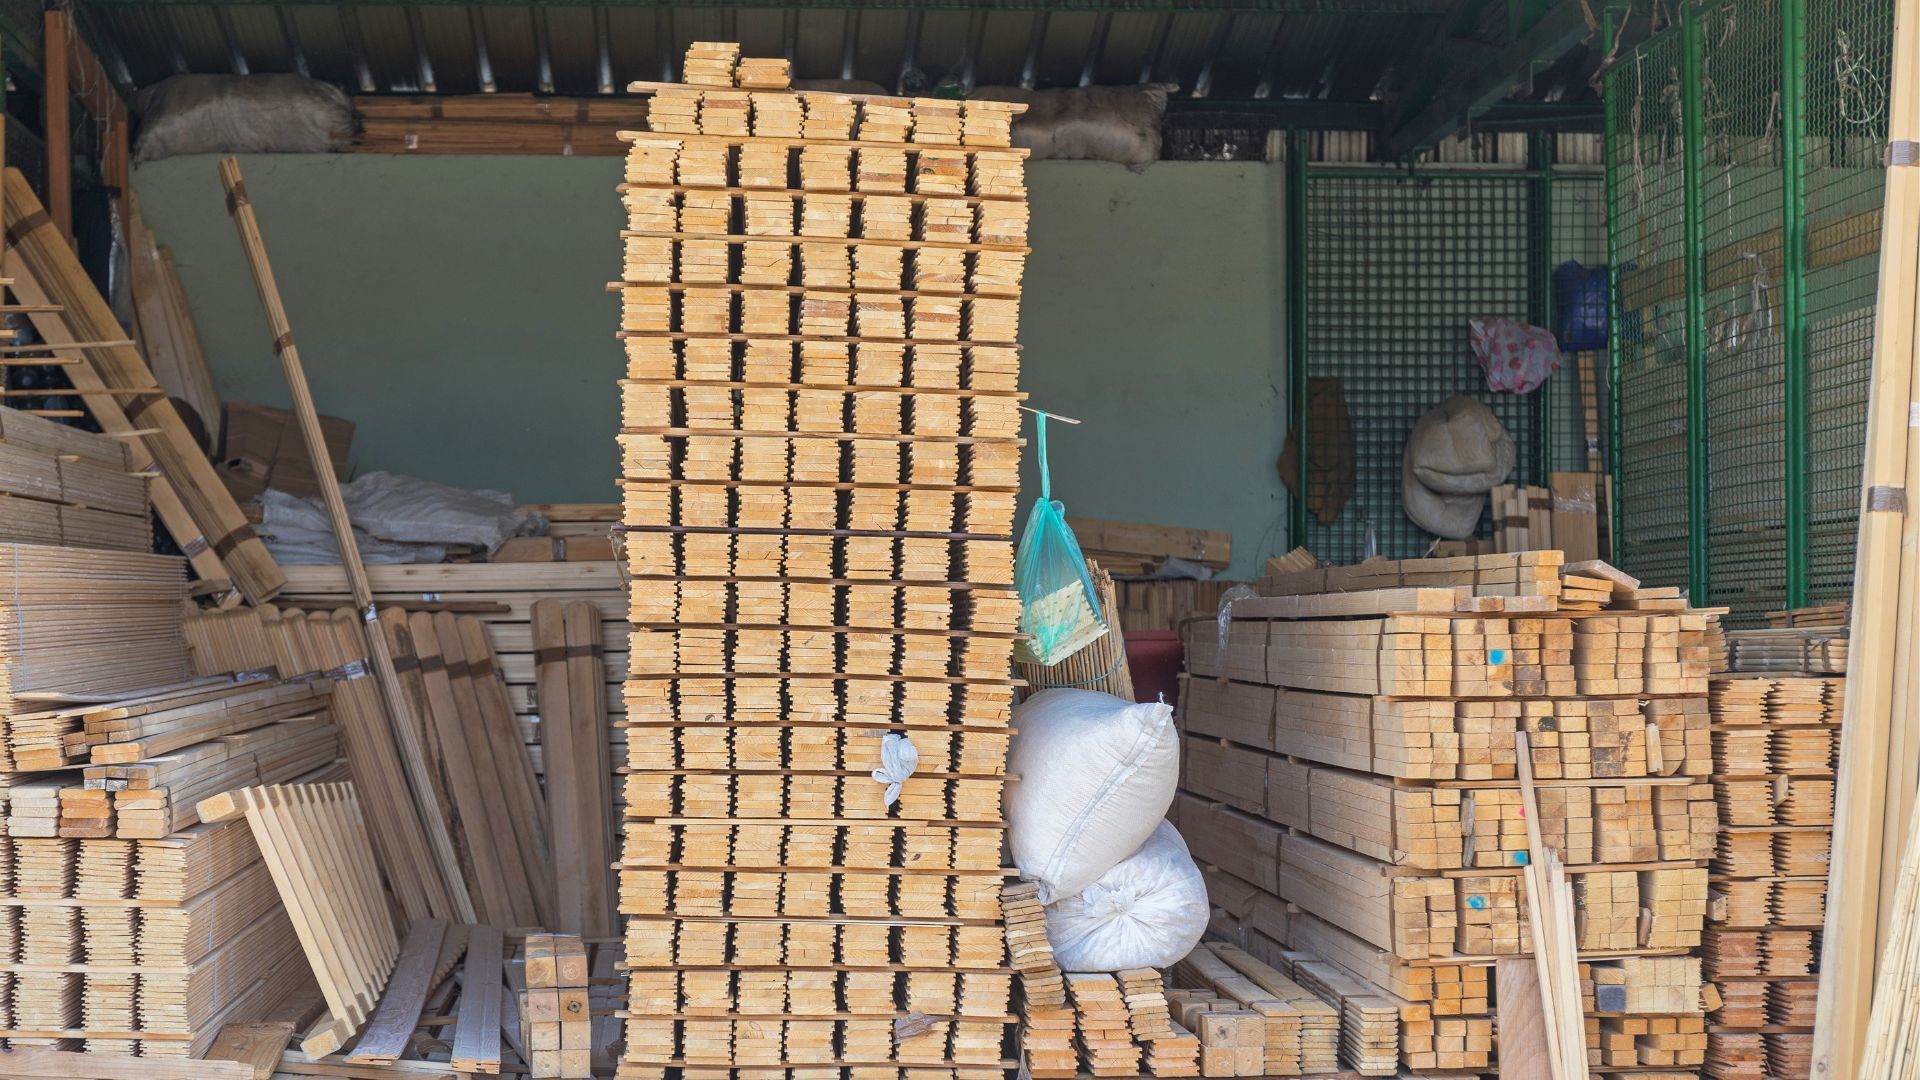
xmin=1014 ymin=413 xmax=1108 ymax=666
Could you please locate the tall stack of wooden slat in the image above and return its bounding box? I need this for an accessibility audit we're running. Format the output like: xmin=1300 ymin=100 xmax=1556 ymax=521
xmin=0 ymin=406 xmax=150 ymax=554
xmin=613 ymin=43 xmax=1026 ymax=1080
xmin=0 ymin=493 xmax=343 ymax=1056
xmin=1176 ymin=551 xmax=1717 ymax=1076
xmin=1703 ymin=671 xmax=1845 ymax=1080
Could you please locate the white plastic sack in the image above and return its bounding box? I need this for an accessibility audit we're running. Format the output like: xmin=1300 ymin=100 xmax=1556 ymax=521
xmin=342 ymin=471 xmax=530 ymax=549
xmin=970 ymin=85 xmax=1172 ymax=167
xmin=133 ymin=75 xmax=353 ymax=162
xmin=1044 ymin=821 xmax=1209 ymax=971
xmin=1007 ymin=688 xmax=1179 ymax=902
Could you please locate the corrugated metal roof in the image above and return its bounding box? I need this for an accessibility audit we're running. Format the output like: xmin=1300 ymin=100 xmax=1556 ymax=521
xmin=76 ymin=0 xmax=1605 ymax=112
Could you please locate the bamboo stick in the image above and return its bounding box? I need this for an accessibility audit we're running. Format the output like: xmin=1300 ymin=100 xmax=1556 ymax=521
xmin=1816 ymin=0 xmax=1920 ymax=1072
xmin=1014 ymin=560 xmax=1133 ymax=701
xmin=217 ymin=157 xmax=475 ymax=924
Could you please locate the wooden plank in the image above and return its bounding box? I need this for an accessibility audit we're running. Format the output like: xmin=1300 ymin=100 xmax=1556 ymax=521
xmin=217 ymin=158 xmax=473 ymax=921
xmin=3 ymin=169 xmax=282 ymax=602
xmin=1495 ymin=959 xmax=1551 ymax=1080
xmin=449 ymin=924 xmax=505 ymax=1073
xmin=458 ymin=613 xmax=555 ymax=927
xmin=344 ymin=918 xmax=447 ymax=1065
xmin=1816 ymin=0 xmax=1920 ymax=1073
xmin=208 ymin=1021 xmax=298 ymax=1080
xmin=0 ymin=1046 xmax=252 ymax=1079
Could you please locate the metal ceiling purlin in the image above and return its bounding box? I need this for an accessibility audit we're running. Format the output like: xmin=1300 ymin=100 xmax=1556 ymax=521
xmin=1379 ymin=0 xmax=1592 ymax=159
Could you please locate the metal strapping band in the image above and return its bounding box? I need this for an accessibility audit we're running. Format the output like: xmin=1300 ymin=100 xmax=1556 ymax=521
xmin=225 ymin=182 xmax=249 ymax=214
xmin=4 ymin=209 xmax=52 ymax=246
xmin=390 ymin=654 xmax=421 ymax=674
xmin=327 ymin=658 xmax=370 ymax=681
xmin=1889 ymin=140 xmax=1920 ymax=166
xmin=444 ymin=659 xmax=471 ymax=678
xmin=534 ymin=644 xmax=602 ymax=664
xmin=363 ymin=603 xmax=379 ymax=624
xmin=1869 ymin=485 xmax=1908 ymax=513
xmin=272 ymin=332 xmax=294 ymax=355
xmin=210 ymin=524 xmax=259 ymax=559
xmin=179 ymin=535 xmax=211 ymax=558
xmin=470 ymin=655 xmax=495 ymax=677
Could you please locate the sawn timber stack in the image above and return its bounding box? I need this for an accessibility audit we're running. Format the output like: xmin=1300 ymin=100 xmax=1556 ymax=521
xmin=612 ymin=43 xmax=1027 ymax=1080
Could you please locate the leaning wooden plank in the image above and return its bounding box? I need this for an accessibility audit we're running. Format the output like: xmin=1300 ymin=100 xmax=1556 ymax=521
xmin=197 ymin=782 xmax=401 ymax=1060
xmin=1 ymin=252 xmax=232 ymax=595
xmin=1817 ymin=0 xmax=1920 ymax=1073
xmin=0 ymin=1046 xmax=253 ymax=1079
xmin=345 ymin=918 xmax=447 ymax=1065
xmin=458 ymin=614 xmax=555 ymax=928
xmin=1496 ymin=959 xmax=1552 ymax=1080
xmin=128 ymin=193 xmax=221 ymax=442
xmin=217 ymin=157 xmax=476 ymax=924
xmin=534 ymin=600 xmax=590 ymax=934
xmin=563 ymin=600 xmax=616 ymax=936
xmin=2 ymin=168 xmax=281 ymax=602
xmin=449 ymin=924 xmax=506 ymax=1073
xmin=208 ymin=1020 xmax=298 ymax=1080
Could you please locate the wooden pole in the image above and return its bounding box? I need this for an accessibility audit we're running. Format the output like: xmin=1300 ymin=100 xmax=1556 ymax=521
xmin=216 ymin=156 xmax=475 ymax=923
xmin=1815 ymin=0 xmax=1920 ymax=1072
xmin=42 ymin=9 xmax=69 ymax=244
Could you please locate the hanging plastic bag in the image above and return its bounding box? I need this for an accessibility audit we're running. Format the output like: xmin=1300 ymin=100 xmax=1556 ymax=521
xmin=1469 ymin=317 xmax=1562 ymax=394
xmin=1552 ymin=261 xmax=1610 ymax=351
xmin=1014 ymin=413 xmax=1108 ymax=666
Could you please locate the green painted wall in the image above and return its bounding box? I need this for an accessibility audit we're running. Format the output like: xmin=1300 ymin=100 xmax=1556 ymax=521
xmin=134 ymin=155 xmax=1288 ymax=578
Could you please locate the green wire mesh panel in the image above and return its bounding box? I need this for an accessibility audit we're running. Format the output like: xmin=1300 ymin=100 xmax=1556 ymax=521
xmin=1697 ymin=0 xmax=1789 ymax=625
xmin=1302 ymin=173 xmax=1538 ymax=562
xmin=1550 ymin=173 xmax=1611 ymax=476
xmin=1607 ymin=27 xmax=1693 ymax=596
xmin=1804 ymin=0 xmax=1891 ymax=602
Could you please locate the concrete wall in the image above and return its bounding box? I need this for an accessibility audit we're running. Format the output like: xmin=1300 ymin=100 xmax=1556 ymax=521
xmin=134 ymin=154 xmax=1288 ymax=578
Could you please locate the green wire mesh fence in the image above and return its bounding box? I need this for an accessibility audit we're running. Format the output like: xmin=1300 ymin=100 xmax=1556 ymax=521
xmin=1298 ymin=165 xmax=1606 ymax=562
xmin=1605 ymin=0 xmax=1889 ymax=625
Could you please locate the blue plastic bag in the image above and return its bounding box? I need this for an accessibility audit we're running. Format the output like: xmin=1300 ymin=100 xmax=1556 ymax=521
xmin=1014 ymin=413 xmax=1108 ymax=666
xmin=1553 ymin=260 xmax=1610 ymax=351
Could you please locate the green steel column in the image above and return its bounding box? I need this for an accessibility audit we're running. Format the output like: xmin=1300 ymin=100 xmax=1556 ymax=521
xmin=1285 ymin=128 xmax=1311 ymax=550
xmin=1530 ymin=130 xmax=1556 ymax=484
xmin=1681 ymin=2 xmax=1710 ymax=604
xmin=1602 ymin=6 xmax=1626 ymax=562
xmin=1780 ymin=0 xmax=1810 ymax=607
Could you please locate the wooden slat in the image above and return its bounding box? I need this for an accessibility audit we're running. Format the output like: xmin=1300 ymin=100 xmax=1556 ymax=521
xmin=449 ymin=925 xmax=505 ymax=1073
xmin=344 ymin=919 xmax=447 ymax=1065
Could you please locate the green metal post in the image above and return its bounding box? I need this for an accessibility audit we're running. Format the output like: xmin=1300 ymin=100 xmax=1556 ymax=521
xmin=1680 ymin=2 xmax=1710 ymax=604
xmin=1529 ymin=129 xmax=1556 ymax=485
xmin=1285 ymin=127 xmax=1311 ymax=550
xmin=1601 ymin=6 xmax=1626 ymax=562
xmin=1780 ymin=0 xmax=1810 ymax=608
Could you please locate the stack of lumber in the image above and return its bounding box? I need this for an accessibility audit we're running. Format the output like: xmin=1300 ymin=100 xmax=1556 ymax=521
xmin=1114 ymin=579 xmax=1243 ymax=634
xmin=1704 ymin=672 xmax=1845 ymax=1080
xmin=1170 ymin=941 xmax=1338 ymax=1076
xmin=1722 ymin=626 xmax=1850 ymax=674
xmin=521 ymin=503 xmax=619 ymax=540
xmin=1064 ymin=517 xmax=1231 ymax=577
xmin=4 ymin=170 xmax=285 ymax=605
xmin=1177 ymin=550 xmax=1718 ymax=1076
xmin=352 ymin=95 xmax=653 ymax=156
xmin=1489 ymin=473 xmax=1604 ymax=562
xmin=518 ymin=934 xmax=593 ymax=1077
xmin=0 ymin=533 xmax=327 ymax=1059
xmin=613 ymin=44 xmax=1027 ymax=1080
xmin=0 ymin=406 xmax=150 ymax=553
xmin=181 ymin=602 xmax=548 ymax=932
xmin=264 ymin=562 xmax=623 ymax=795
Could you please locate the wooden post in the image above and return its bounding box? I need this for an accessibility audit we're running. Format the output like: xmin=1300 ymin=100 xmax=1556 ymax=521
xmin=1813 ymin=0 xmax=1920 ymax=1072
xmin=216 ymin=157 xmax=476 ymax=923
xmin=43 ymin=9 xmax=70 ymax=244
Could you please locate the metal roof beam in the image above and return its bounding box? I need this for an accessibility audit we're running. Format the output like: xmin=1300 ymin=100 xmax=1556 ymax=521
xmin=78 ymin=0 xmax=1454 ymax=13
xmin=1377 ymin=0 xmax=1590 ymax=159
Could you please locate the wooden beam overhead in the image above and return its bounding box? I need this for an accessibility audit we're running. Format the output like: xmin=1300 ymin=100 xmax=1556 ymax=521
xmin=1378 ymin=0 xmax=1593 ymax=160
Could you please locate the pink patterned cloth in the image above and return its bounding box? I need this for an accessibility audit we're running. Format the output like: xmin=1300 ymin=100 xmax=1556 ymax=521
xmin=1470 ymin=317 xmax=1562 ymax=394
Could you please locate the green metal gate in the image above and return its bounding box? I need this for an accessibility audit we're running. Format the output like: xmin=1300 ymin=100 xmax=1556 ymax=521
xmin=1292 ymin=148 xmax=1608 ymax=563
xmin=1604 ymin=0 xmax=1892 ymax=624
